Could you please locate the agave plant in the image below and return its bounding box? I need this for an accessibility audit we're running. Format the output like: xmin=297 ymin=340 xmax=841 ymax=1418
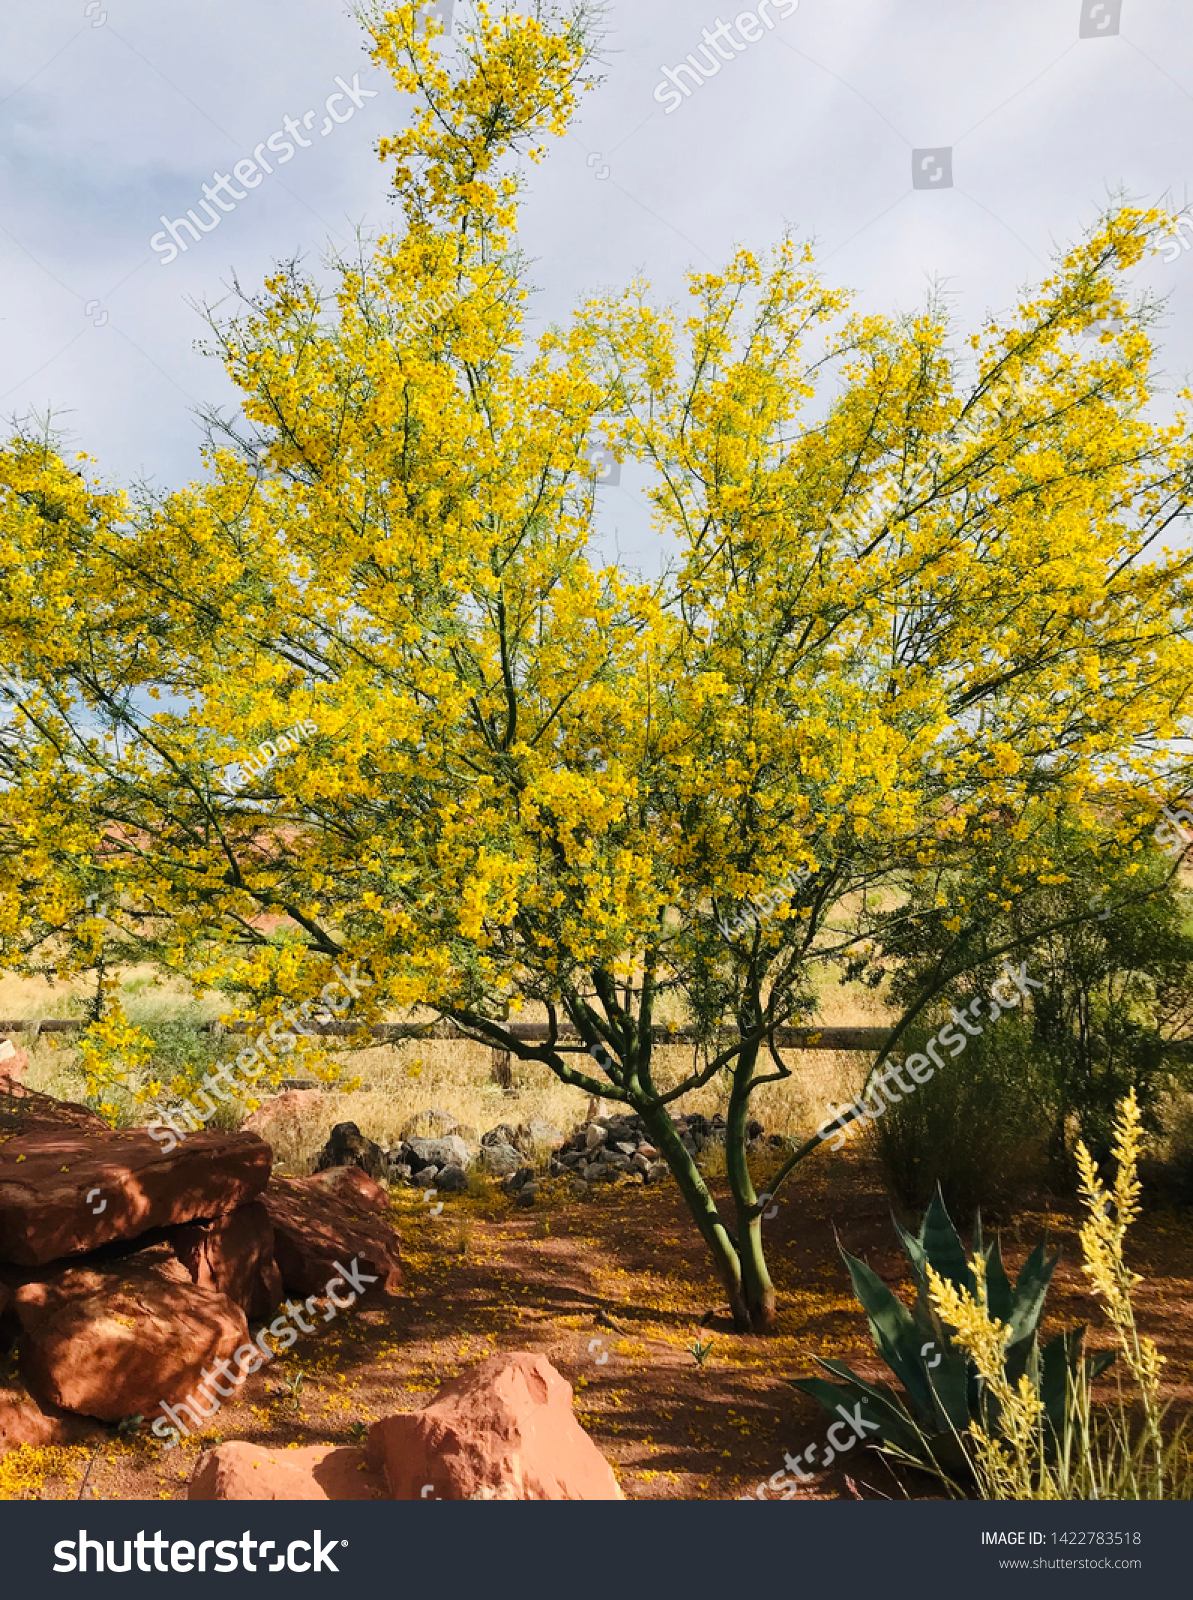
xmin=790 ymin=1187 xmax=1114 ymax=1482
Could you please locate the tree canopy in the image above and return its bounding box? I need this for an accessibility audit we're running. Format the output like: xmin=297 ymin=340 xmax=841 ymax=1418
xmin=2 ymin=0 xmax=1192 ymax=1328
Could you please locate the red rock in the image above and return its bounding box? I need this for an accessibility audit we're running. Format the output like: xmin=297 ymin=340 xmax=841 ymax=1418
xmin=0 ymin=1041 xmax=29 ymax=1086
xmin=188 ymin=1441 xmax=386 ymax=1500
xmin=170 ymin=1202 xmax=282 ymax=1320
xmin=303 ymin=1165 xmax=390 ymax=1214
xmin=0 ymin=1383 xmax=99 ymax=1449
xmin=240 ymin=1088 xmax=324 ymax=1140
xmin=0 ymin=1081 xmax=107 ymax=1137
xmin=0 ymin=1126 xmax=272 ymax=1266
xmin=366 ymin=1352 xmax=623 ymax=1500
xmin=15 ymin=1243 xmax=249 ymax=1421
xmin=261 ymin=1174 xmax=401 ymax=1299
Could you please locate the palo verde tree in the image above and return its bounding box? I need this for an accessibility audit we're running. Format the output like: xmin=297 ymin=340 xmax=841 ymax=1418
xmin=2 ymin=2 xmax=1193 ymax=1330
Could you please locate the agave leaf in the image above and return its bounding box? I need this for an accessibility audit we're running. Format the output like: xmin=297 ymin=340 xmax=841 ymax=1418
xmin=984 ymin=1233 xmax=1013 ymax=1326
xmin=840 ymin=1248 xmax=939 ymax=1422
xmin=892 ymin=1214 xmax=942 ymax=1344
xmin=790 ymin=1365 xmax=925 ymax=1458
xmin=919 ymin=1185 xmax=975 ymax=1296
xmin=1086 ymin=1350 xmax=1116 ymax=1382
xmin=1039 ymin=1329 xmax=1080 ymax=1435
xmin=1008 ymin=1241 xmax=1060 ymax=1347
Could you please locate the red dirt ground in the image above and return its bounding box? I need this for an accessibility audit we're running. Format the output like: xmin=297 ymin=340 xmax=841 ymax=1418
xmin=3 ymin=1148 xmax=1191 ymax=1501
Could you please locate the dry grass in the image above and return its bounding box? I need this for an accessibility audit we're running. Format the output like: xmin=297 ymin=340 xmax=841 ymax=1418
xmin=2 ymin=962 xmax=888 ymax=1174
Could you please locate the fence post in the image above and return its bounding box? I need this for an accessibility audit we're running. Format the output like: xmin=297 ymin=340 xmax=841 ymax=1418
xmin=490 ymin=999 xmax=513 ymax=1090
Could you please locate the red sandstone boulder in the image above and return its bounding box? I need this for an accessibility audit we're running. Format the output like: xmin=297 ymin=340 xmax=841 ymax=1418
xmin=302 ymin=1165 xmax=390 ymax=1214
xmin=261 ymin=1174 xmax=401 ymax=1299
xmin=241 ymin=1088 xmax=324 ymax=1143
xmin=366 ymin=1352 xmax=623 ymax=1500
xmin=0 ymin=1081 xmax=107 ymax=1137
xmin=170 ymin=1202 xmax=283 ymax=1320
xmin=0 ymin=1126 xmax=272 ymax=1266
xmin=189 ymin=1441 xmax=386 ymax=1500
xmin=0 ymin=1383 xmax=99 ymax=1449
xmin=15 ymin=1243 xmax=249 ymax=1420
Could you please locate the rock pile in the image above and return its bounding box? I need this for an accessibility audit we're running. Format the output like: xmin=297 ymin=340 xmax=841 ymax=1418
xmin=314 ymin=1111 xmax=569 ymax=1201
xmin=313 ymin=1103 xmax=786 ymax=1208
xmin=0 ymin=1082 xmax=401 ymax=1439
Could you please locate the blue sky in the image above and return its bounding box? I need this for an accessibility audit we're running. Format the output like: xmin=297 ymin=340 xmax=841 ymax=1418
xmin=2 ymin=0 xmax=1191 ymax=568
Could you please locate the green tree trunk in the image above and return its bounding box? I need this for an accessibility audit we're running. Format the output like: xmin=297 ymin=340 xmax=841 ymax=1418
xmin=638 ymin=1103 xmax=752 ymax=1331
xmin=726 ymin=1046 xmax=775 ymax=1331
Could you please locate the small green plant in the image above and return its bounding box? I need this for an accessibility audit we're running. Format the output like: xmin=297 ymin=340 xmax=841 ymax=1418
xmin=76 ymin=1413 xmax=143 ymax=1501
xmin=347 ymin=1421 xmax=368 ymax=1445
xmin=790 ymin=1187 xmax=1111 ymax=1484
xmin=689 ymin=1337 xmax=716 ymax=1368
xmin=282 ymin=1370 xmax=305 ymax=1414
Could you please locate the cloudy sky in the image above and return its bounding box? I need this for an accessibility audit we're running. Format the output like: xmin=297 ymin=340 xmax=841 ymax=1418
xmin=2 ymin=0 xmax=1191 ymax=565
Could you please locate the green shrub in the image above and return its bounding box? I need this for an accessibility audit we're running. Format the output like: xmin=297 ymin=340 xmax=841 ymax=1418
xmin=867 ymin=1013 xmax=1051 ymax=1216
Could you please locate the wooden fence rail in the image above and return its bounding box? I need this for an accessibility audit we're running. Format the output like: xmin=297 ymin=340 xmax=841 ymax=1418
xmin=5 ymin=1021 xmax=1188 ymax=1093
xmin=0 ymin=1018 xmax=889 ymax=1049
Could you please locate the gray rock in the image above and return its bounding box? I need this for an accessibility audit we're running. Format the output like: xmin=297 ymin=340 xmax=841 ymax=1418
xmin=645 ymin=1161 xmax=670 ymax=1184
xmin=388 ymin=1162 xmax=413 ymax=1184
xmin=567 ymin=1179 xmax=589 ymax=1200
xmin=479 ymin=1141 xmax=521 ymax=1176
xmin=400 ymin=1107 xmax=461 ymax=1141
xmin=614 ymin=1141 xmax=636 ymax=1156
xmin=514 ymin=1183 xmax=539 ymax=1207
xmin=516 ymin=1119 xmax=566 ymax=1154
xmin=601 ymin=1151 xmax=632 ymax=1173
xmin=630 ymin=1153 xmax=651 ymax=1177
xmin=481 ymin=1122 xmax=520 ymax=1149
xmin=585 ymin=1124 xmax=608 ymax=1152
xmin=436 ymin=1164 xmax=469 ymax=1193
xmin=406 ymin=1134 xmax=474 ymax=1171
xmin=413 ymin=1165 xmax=440 ymax=1186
